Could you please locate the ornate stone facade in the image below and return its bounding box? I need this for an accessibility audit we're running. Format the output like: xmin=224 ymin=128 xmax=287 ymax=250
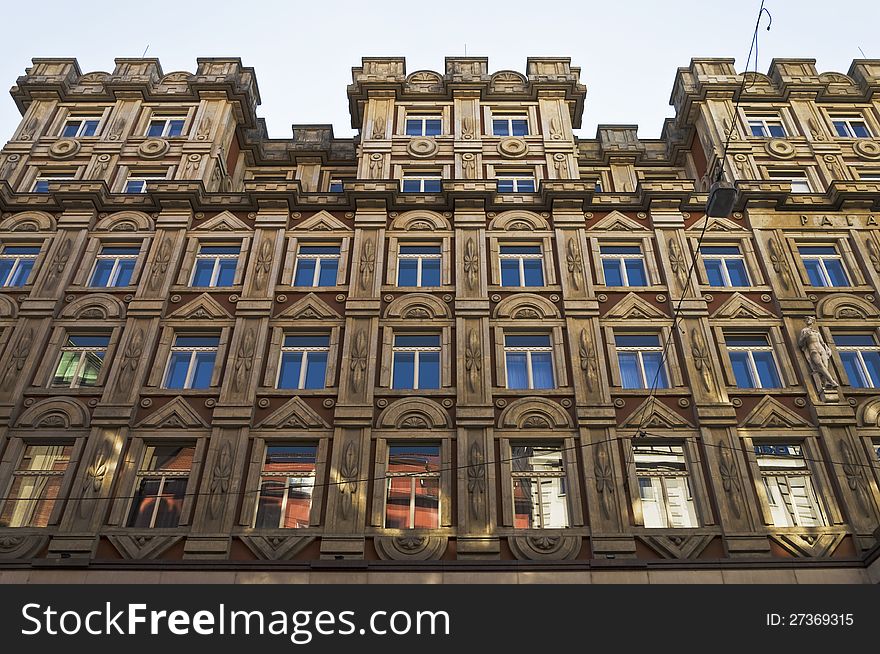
xmin=0 ymin=55 xmax=879 ymax=583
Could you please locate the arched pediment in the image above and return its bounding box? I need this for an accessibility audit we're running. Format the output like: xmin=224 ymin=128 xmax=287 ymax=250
xmin=0 ymin=295 xmax=17 ymax=319
xmin=857 ymin=397 xmax=880 ymax=427
xmin=377 ymin=398 xmax=451 ymax=429
xmin=816 ymin=294 xmax=880 ymax=320
xmin=406 ymin=70 xmax=443 ymax=90
xmin=497 ymin=397 xmax=573 ymax=429
xmin=384 ymin=293 xmax=450 ymax=320
xmin=489 ymin=210 xmax=549 ymax=232
xmin=0 ymin=211 xmax=55 ymax=232
xmin=490 ymin=71 xmax=527 ymax=90
xmin=95 ymin=211 xmax=153 ymax=232
xmin=60 ymin=293 xmax=125 ymax=320
xmin=16 ymin=397 xmax=90 ymax=429
xmin=390 ymin=210 xmax=451 ymax=232
xmin=493 ymin=293 xmax=560 ymax=320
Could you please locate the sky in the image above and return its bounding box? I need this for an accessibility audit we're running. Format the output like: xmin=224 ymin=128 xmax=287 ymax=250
xmin=0 ymin=0 xmax=878 ymax=142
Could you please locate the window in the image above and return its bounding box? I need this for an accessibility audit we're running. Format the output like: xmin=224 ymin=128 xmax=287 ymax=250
xmin=492 ymin=113 xmax=529 ymax=137
xmin=511 ymin=446 xmax=569 ymax=529
xmin=633 ymin=444 xmax=698 ymax=528
xmin=397 ymin=244 xmax=441 ymax=287
xmin=163 ymin=335 xmax=219 ymax=389
xmin=746 ymin=113 xmax=787 ymax=138
xmin=594 ymin=180 xmax=603 ymax=193
xmin=384 ymin=444 xmax=441 ymax=529
xmin=293 ymin=245 xmax=339 ymax=287
xmin=858 ymin=171 xmax=880 ymax=181
xmin=798 ymin=245 xmax=849 ymax=287
xmin=499 ymin=245 xmax=544 ymax=287
xmin=768 ymin=170 xmax=811 ymax=193
xmin=401 ymin=173 xmax=442 ymax=193
xmin=191 ymin=244 xmax=240 ymax=287
xmin=504 ymin=334 xmax=555 ymax=390
xmin=830 ymin=114 xmax=872 ymax=138
xmin=146 ymin=116 xmax=186 ymax=138
xmin=496 ymin=174 xmax=536 ymax=193
xmin=127 ymin=445 xmax=194 ymax=528
xmin=124 ymin=173 xmax=166 ymax=194
xmin=52 ymin=334 xmax=110 ymax=388
xmin=89 ymin=245 xmax=140 ymax=287
xmin=254 ymin=445 xmax=317 ymax=529
xmin=0 ymin=245 xmax=40 ymax=287
xmin=328 ymin=179 xmax=345 ymax=193
xmin=701 ymin=245 xmax=750 ymax=287
xmin=755 ymin=444 xmax=826 ymax=527
xmin=277 ymin=335 xmax=329 ymax=389
xmin=725 ymin=334 xmax=782 ymax=389
xmin=600 ymin=245 xmax=648 ymax=287
xmin=31 ymin=172 xmax=75 ymax=193
xmin=616 ymin=333 xmax=669 ymax=389
xmin=405 ymin=115 xmax=442 ymax=137
xmin=61 ymin=116 xmax=100 ymax=138
xmin=0 ymin=445 xmax=72 ymax=528
xmin=834 ymin=333 xmax=880 ymax=388
xmin=391 ymin=334 xmax=441 ymax=390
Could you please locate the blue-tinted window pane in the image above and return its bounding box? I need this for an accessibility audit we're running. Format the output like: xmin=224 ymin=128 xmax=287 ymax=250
xmin=702 ymin=246 xmax=741 ymax=255
xmin=398 ymin=258 xmax=418 ymax=286
xmin=501 ymin=259 xmax=520 ymax=286
xmin=0 ymin=260 xmax=14 ymax=285
xmin=642 ymin=352 xmax=668 ymax=389
xmin=146 ymin=122 xmax=164 ymax=137
xmin=62 ymin=123 xmax=80 ymax=137
xmin=293 ymin=259 xmax=316 ymax=286
xmin=492 ymin=120 xmax=509 ymax=136
xmin=729 ymin=351 xmax=754 ymax=388
xmin=768 ymin=124 xmax=786 ymax=138
xmin=603 ymin=260 xmax=623 ymax=286
xmin=853 ymin=123 xmax=870 ymax=138
xmin=753 ymin=351 xmax=781 ymax=388
xmin=802 ymin=259 xmax=824 ymax=286
xmin=618 ymin=352 xmax=643 ymax=389
xmin=424 ymin=119 xmax=441 ymax=136
xmin=840 ymin=352 xmax=868 ymax=387
xmin=704 ymin=259 xmax=725 ymax=287
xmin=329 ymin=181 xmax=344 ymax=192
xmin=506 ymin=335 xmax=551 ymax=348
xmin=624 ymin=259 xmax=647 ymax=286
xmin=531 ymin=352 xmax=554 ymax=389
xmin=81 ymin=121 xmax=98 ymax=137
xmin=833 ymin=334 xmax=876 ymax=347
xmin=421 ymin=259 xmax=441 ymax=286
xmin=394 ymin=335 xmax=440 ymax=347
xmin=33 ymin=180 xmax=50 ymax=193
xmin=522 ymin=259 xmax=544 ymax=286
xmin=278 ymin=352 xmax=303 ymax=389
xmin=506 ymin=352 xmax=528 ymax=389
xmin=125 ymin=180 xmax=146 ymax=193
xmin=304 ymin=352 xmax=327 ymax=389
xmin=402 ymin=179 xmax=421 ymax=193
xmin=216 ymin=259 xmax=237 ymax=286
xmin=173 ymin=336 xmax=219 ymax=348
xmin=497 ymin=179 xmax=514 ymax=193
xmin=418 ymin=351 xmax=440 ymax=389
xmin=511 ymin=120 xmax=528 ymax=136
xmin=601 ymin=246 xmax=642 ymax=255
xmin=517 ymin=179 xmax=536 ymax=193
xmin=190 ymin=352 xmax=215 ymax=389
xmin=66 ymin=335 xmax=110 ymax=348
xmin=191 ymin=260 xmax=215 ymax=286
xmin=8 ymin=260 xmax=32 ymax=286
xmin=405 ymin=120 xmax=422 ymax=136
xmin=423 ymin=179 xmax=441 ymax=193
xmin=90 ymin=259 xmax=114 ymax=287
xmin=799 ymin=246 xmax=837 ymax=255
xmin=726 ymin=259 xmax=749 ymax=286
xmin=200 ymin=246 xmax=240 ymax=255
xmin=317 ymin=260 xmax=338 ymax=286
xmin=392 ymin=352 xmax=415 ymax=389
xmin=833 ymin=122 xmax=849 ymax=137
xmin=824 ymin=259 xmax=848 ymax=286
xmin=283 ymin=335 xmax=329 ymax=348
xmin=299 ymin=246 xmax=340 ymax=255
xmin=115 ymin=259 xmax=136 ymax=286
xmin=500 ymin=245 xmax=541 ymax=255
xmin=863 ymin=352 xmax=880 ymax=387
xmin=167 ymin=120 xmax=185 ymax=137
xmin=4 ymin=246 xmax=41 ymax=255
xmin=164 ymin=352 xmax=191 ymax=389
xmin=750 ymin=124 xmax=766 ymax=137
xmin=725 ymin=335 xmax=769 ymax=348
xmin=615 ymin=334 xmax=660 ymax=348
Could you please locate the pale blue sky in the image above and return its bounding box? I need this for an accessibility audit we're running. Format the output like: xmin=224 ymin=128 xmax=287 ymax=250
xmin=0 ymin=0 xmax=877 ymax=141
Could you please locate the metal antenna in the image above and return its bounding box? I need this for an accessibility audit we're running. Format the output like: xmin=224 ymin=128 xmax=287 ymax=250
xmin=858 ymin=46 xmax=867 ymax=58
xmin=142 ymin=45 xmax=150 ymax=58
xmin=464 ymin=43 xmax=467 ymax=56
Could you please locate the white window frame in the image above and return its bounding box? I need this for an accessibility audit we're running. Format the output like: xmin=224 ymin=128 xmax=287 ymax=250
xmin=277 ymin=335 xmax=330 ymax=390
xmin=498 ymin=244 xmax=544 ymax=287
xmin=252 ymin=445 xmax=317 ymax=529
xmin=61 ymin=116 xmax=102 ymax=138
xmin=328 ymin=179 xmax=345 ymax=192
xmin=829 ymin=114 xmax=872 ymax=138
xmin=146 ymin=116 xmax=187 ymax=138
xmin=89 ymin=245 xmax=140 ymax=287
xmin=798 ymin=244 xmax=849 ymax=287
xmin=0 ymin=245 xmax=40 ymax=287
xmin=162 ymin=335 xmax=219 ymax=390
xmin=401 ymin=174 xmax=442 ymax=193
xmin=292 ymin=244 xmax=341 ymax=287
xmin=492 ymin=113 xmax=530 ymax=137
xmin=496 ymin=175 xmax=537 ymax=193
xmin=615 ymin=333 xmax=668 ymax=389
xmin=404 ymin=114 xmax=442 ymax=137
xmin=768 ymin=170 xmax=811 ymax=193
xmin=396 ymin=243 xmax=442 ymax=287
xmin=51 ymin=334 xmax=110 ymax=389
xmin=633 ymin=443 xmax=698 ymax=528
xmin=31 ymin=173 xmax=76 ymax=192
xmin=834 ymin=333 xmax=880 ymax=388
xmin=725 ymin=333 xmax=781 ymax=389
xmin=504 ymin=334 xmax=555 ymax=390
xmin=745 ymin=112 xmax=787 ymax=138
xmin=755 ymin=444 xmax=826 ymax=528
xmin=124 ymin=173 xmax=167 ymax=194
xmin=600 ymin=245 xmax=648 ymax=287
xmin=701 ymin=245 xmax=750 ymax=287
xmin=510 ymin=445 xmax=569 ymax=529
xmin=384 ymin=444 xmax=442 ymax=529
xmin=128 ymin=446 xmax=193 ymax=529
xmin=190 ymin=245 xmax=240 ymax=287
xmin=391 ymin=334 xmax=442 ymax=390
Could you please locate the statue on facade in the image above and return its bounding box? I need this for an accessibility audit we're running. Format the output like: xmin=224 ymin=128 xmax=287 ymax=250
xmin=798 ymin=317 xmax=838 ymax=389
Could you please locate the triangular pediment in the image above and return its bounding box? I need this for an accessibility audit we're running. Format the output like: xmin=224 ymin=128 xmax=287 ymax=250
xmin=256 ymin=396 xmax=329 ymax=429
xmin=589 ymin=210 xmax=648 ymax=232
xmin=770 ymin=532 xmax=845 ymax=558
xmin=687 ymin=216 xmax=747 ymax=233
xmin=276 ymin=293 xmax=340 ymax=320
xmin=605 ymin=293 xmax=667 ymax=320
xmin=740 ymin=396 xmax=811 ymax=429
xmin=136 ymin=397 xmax=209 ymax=429
xmin=711 ymin=293 xmax=774 ymax=320
xmin=167 ymin=293 xmax=232 ymax=320
xmin=194 ymin=210 xmax=252 ymax=232
xmin=621 ymin=397 xmax=694 ymax=429
xmin=296 ymin=210 xmax=350 ymax=232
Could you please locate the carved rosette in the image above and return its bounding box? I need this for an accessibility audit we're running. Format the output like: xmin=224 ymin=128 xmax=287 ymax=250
xmin=497 ymin=137 xmax=528 ymax=158
xmin=231 ymin=327 xmax=256 ymax=394
xmin=349 ymin=330 xmax=368 ymax=392
xmin=509 ymin=534 xmax=581 ymax=561
xmin=138 ymin=138 xmax=169 ymax=158
xmin=148 ymin=238 xmax=172 ymax=291
xmin=854 ymin=140 xmax=880 ymax=160
xmin=765 ymin=138 xmax=796 ymax=159
xmin=358 ymin=239 xmax=375 ymax=290
xmin=464 ymin=329 xmax=482 ymax=393
xmin=578 ymin=328 xmax=598 ymax=392
xmin=667 ymin=237 xmax=689 ymax=292
xmin=407 ymin=137 xmax=438 ymax=158
xmin=338 ymin=441 xmax=359 ymax=520
xmin=0 ymin=534 xmax=50 ymax=560
xmin=690 ymin=328 xmax=714 ymax=393
xmin=44 ymin=238 xmax=72 ymax=291
xmin=253 ymin=238 xmax=274 ymax=291
xmin=375 ymin=535 xmax=448 ymax=561
xmin=463 ymin=238 xmax=479 ymax=289
xmin=466 ymin=441 xmax=486 ymax=521
xmin=565 ymin=238 xmax=583 ymax=290
xmin=49 ymin=138 xmax=81 ymax=159
xmin=718 ymin=440 xmax=743 ymax=518
xmin=594 ymin=443 xmax=614 ymax=520
xmin=208 ymin=441 xmax=233 ymax=519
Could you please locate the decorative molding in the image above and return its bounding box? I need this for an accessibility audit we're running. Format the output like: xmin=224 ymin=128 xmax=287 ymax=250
xmin=509 ymin=534 xmax=581 ymax=561
xmin=375 ymin=536 xmax=448 ymax=561
xmin=338 ymin=441 xmax=359 ymax=521
xmin=638 ymin=534 xmax=714 ymax=559
xmin=497 ymin=397 xmax=573 ymax=429
xmin=239 ymin=535 xmax=316 ymax=561
xmin=739 ymin=396 xmax=811 ymax=429
xmin=106 ymin=534 xmax=184 ymax=560
xmin=135 ymin=396 xmax=209 ymax=429
xmin=621 ymin=397 xmax=694 ymax=429
xmin=208 ymin=441 xmax=233 ymax=519
xmin=769 ymin=532 xmax=845 ymax=558
xmin=256 ymin=396 xmax=329 ymax=429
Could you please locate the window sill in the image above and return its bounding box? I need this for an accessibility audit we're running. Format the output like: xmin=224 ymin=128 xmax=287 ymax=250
xmin=728 ymin=388 xmax=803 ymax=395
xmin=260 ymin=388 xmax=336 ymax=395
xmin=380 ymin=389 xmax=454 ymax=396
xmin=141 ymin=388 xmax=220 ymax=396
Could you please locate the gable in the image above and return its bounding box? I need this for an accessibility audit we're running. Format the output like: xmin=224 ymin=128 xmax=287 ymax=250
xmin=589 ymin=211 xmax=648 ymax=232
xmin=296 ymin=210 xmax=350 ymax=232
xmin=621 ymin=397 xmax=694 ymax=429
xmin=256 ymin=396 xmax=329 ymax=429
xmin=136 ymin=397 xmax=209 ymax=429
xmin=605 ymin=293 xmax=667 ymax=320
xmin=194 ymin=211 xmax=252 ymax=232
xmin=740 ymin=396 xmax=811 ymax=429
xmin=276 ymin=293 xmax=341 ymax=320
xmin=711 ymin=293 xmax=775 ymax=320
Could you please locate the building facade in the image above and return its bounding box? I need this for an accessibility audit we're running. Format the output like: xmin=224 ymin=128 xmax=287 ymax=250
xmin=0 ymin=55 xmax=879 ymax=583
